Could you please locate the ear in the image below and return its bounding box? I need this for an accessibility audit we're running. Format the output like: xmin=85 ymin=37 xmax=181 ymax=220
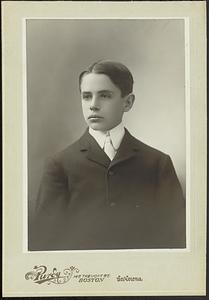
xmin=123 ymin=94 xmax=135 ymax=112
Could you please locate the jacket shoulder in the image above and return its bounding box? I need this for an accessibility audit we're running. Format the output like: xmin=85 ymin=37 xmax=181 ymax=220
xmin=129 ymin=133 xmax=169 ymax=160
xmin=52 ymin=138 xmax=82 ymax=163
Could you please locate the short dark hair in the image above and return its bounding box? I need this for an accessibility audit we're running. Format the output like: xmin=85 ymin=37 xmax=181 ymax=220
xmin=79 ymin=60 xmax=134 ymax=97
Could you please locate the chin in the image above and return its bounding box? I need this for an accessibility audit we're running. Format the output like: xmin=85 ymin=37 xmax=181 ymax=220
xmin=89 ymin=124 xmax=106 ymax=131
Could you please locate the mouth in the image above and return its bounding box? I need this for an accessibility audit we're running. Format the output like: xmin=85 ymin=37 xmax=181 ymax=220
xmin=88 ymin=115 xmax=103 ymax=120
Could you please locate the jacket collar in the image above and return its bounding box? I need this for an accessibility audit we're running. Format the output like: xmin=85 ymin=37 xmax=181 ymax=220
xmin=79 ymin=128 xmax=140 ymax=168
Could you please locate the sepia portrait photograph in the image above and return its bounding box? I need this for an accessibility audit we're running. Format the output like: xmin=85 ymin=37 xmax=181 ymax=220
xmin=2 ymin=1 xmax=206 ymax=297
xmin=27 ymin=18 xmax=186 ymax=252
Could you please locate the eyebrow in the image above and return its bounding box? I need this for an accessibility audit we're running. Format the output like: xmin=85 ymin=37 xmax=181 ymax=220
xmin=98 ymin=90 xmax=113 ymax=94
xmin=82 ymin=90 xmax=113 ymax=94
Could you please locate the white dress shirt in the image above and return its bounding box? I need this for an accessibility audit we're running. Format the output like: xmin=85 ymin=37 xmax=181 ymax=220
xmin=89 ymin=123 xmax=125 ymax=160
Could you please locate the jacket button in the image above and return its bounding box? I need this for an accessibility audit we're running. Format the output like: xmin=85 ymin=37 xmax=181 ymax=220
xmin=110 ymin=202 xmax=116 ymax=207
xmin=108 ymin=170 xmax=114 ymax=176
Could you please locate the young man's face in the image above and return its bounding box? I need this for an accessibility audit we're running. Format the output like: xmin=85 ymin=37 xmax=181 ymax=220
xmin=80 ymin=73 xmax=133 ymax=131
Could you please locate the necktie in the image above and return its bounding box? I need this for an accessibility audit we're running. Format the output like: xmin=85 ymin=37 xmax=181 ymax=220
xmin=104 ymin=133 xmax=115 ymax=160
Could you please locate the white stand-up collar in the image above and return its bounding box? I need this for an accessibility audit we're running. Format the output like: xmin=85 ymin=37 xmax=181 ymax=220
xmin=89 ymin=122 xmax=125 ymax=150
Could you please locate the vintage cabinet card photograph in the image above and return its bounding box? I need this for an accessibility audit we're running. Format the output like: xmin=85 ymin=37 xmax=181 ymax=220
xmin=2 ymin=1 xmax=207 ymax=297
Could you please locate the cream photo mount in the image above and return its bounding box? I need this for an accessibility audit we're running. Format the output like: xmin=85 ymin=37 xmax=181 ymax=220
xmin=2 ymin=1 xmax=206 ymax=297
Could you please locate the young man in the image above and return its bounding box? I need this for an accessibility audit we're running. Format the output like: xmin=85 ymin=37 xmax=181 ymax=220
xmin=29 ymin=60 xmax=186 ymax=251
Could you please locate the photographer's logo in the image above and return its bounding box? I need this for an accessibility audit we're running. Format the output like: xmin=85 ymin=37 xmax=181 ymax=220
xmin=25 ymin=265 xmax=79 ymax=285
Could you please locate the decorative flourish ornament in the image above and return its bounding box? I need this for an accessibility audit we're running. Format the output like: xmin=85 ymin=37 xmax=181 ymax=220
xmin=25 ymin=265 xmax=80 ymax=285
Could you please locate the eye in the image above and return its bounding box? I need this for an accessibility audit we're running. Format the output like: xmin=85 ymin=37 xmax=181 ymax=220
xmin=100 ymin=93 xmax=112 ymax=99
xmin=82 ymin=93 xmax=92 ymax=100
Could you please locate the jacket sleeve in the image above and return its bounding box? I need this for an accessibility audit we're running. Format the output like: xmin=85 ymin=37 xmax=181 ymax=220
xmin=29 ymin=157 xmax=70 ymax=251
xmin=156 ymin=155 xmax=186 ymax=248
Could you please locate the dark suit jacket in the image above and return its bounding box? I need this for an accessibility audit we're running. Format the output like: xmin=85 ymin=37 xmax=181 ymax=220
xmin=29 ymin=129 xmax=186 ymax=250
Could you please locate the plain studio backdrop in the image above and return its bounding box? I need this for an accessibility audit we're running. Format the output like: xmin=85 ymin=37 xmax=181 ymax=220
xmin=26 ymin=19 xmax=186 ymax=217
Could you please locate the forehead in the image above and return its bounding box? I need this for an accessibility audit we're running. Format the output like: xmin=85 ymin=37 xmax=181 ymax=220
xmin=80 ymin=73 xmax=120 ymax=93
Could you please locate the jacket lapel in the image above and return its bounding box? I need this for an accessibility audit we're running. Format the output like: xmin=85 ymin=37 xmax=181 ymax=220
xmin=110 ymin=128 xmax=140 ymax=168
xmin=79 ymin=129 xmax=110 ymax=168
xmin=79 ymin=128 xmax=140 ymax=168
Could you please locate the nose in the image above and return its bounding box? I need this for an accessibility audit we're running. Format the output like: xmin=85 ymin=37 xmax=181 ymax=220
xmin=90 ymin=96 xmax=100 ymax=111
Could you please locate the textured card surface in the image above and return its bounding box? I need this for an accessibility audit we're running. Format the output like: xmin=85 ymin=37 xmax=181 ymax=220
xmin=2 ymin=1 xmax=206 ymax=297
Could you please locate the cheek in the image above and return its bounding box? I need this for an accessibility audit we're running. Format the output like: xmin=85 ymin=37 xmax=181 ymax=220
xmin=81 ymin=103 xmax=89 ymax=116
xmin=109 ymin=102 xmax=124 ymax=115
xmin=82 ymin=101 xmax=88 ymax=109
